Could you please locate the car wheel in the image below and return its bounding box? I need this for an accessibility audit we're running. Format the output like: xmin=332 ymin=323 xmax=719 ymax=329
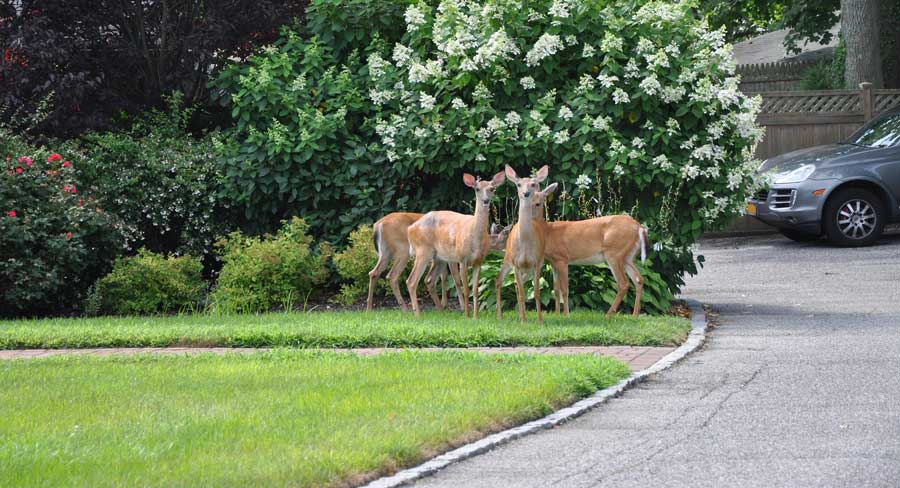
xmin=823 ymin=188 xmax=886 ymax=247
xmin=778 ymin=229 xmax=820 ymax=242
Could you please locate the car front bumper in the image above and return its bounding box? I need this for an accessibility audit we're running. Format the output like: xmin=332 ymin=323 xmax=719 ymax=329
xmin=746 ymin=178 xmax=842 ymax=235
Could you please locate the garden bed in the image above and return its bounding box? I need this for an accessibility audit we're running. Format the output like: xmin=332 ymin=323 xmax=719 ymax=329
xmin=0 ymin=310 xmax=691 ymax=349
xmin=0 ymin=350 xmax=629 ymax=488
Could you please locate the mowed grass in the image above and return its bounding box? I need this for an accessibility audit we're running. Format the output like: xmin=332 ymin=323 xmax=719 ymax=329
xmin=0 ymin=309 xmax=690 ymax=349
xmin=0 ymin=350 xmax=629 ymax=487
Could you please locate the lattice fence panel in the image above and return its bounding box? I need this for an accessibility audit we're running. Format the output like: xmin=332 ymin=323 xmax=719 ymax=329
xmin=758 ymin=93 xmax=861 ymax=114
xmin=874 ymin=93 xmax=900 ymax=114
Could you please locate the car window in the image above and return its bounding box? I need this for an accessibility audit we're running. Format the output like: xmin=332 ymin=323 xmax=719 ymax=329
xmin=848 ymin=112 xmax=900 ymax=147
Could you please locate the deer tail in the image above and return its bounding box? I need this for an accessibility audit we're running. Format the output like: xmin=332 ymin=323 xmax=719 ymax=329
xmin=639 ymin=226 xmax=647 ymax=263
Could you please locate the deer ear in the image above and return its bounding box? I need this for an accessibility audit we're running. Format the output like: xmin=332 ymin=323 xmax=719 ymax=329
xmin=463 ymin=173 xmax=476 ymax=188
xmin=535 ymin=165 xmax=549 ymax=182
xmin=542 ymin=182 xmax=559 ymax=196
xmin=490 ymin=171 xmax=506 ymax=187
xmin=504 ymin=165 xmax=518 ymax=183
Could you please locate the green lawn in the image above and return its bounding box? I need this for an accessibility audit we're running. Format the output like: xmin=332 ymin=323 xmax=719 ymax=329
xmin=0 ymin=351 xmax=629 ymax=487
xmin=0 ymin=309 xmax=690 ymax=349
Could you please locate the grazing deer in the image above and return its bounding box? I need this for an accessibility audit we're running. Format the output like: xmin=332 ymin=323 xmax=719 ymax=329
xmin=406 ymin=171 xmax=506 ymax=318
xmin=495 ymin=165 xmax=550 ymax=323
xmin=368 ymin=213 xmax=455 ymax=312
xmin=530 ymin=187 xmax=647 ymax=316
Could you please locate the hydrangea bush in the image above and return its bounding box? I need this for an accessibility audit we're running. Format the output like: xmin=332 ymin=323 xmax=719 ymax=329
xmin=367 ymin=0 xmax=764 ymax=289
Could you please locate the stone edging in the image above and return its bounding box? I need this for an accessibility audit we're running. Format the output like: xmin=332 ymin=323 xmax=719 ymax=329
xmin=363 ymin=298 xmax=709 ymax=488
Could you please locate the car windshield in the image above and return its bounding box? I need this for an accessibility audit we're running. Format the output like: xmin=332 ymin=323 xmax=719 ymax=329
xmin=846 ymin=112 xmax=900 ymax=147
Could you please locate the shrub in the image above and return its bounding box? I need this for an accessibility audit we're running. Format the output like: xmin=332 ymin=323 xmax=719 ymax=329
xmin=367 ymin=0 xmax=765 ymax=290
xmin=332 ymin=223 xmax=378 ymax=305
xmin=0 ymin=132 xmax=124 ymax=316
xmin=92 ymin=249 xmax=205 ymax=315
xmin=74 ymin=94 xmax=232 ymax=257
xmin=210 ymin=217 xmax=333 ymax=313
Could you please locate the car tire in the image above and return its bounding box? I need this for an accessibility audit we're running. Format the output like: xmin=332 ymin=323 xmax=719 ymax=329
xmin=822 ymin=187 xmax=886 ymax=247
xmin=778 ymin=229 xmax=820 ymax=242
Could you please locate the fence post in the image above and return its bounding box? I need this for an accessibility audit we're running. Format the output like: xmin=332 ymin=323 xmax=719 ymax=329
xmin=860 ymin=82 xmax=874 ymax=121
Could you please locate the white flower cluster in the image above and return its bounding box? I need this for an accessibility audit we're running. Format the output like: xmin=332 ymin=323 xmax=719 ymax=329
xmin=525 ymin=33 xmax=564 ymax=67
xmin=575 ymin=173 xmax=592 ymax=189
xmin=405 ymin=5 xmax=427 ymax=31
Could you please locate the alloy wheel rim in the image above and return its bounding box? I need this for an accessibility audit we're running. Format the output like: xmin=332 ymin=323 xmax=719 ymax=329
xmin=837 ymin=199 xmax=876 ymax=240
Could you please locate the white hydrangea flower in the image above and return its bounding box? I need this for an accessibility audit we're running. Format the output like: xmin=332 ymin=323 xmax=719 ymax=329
xmin=666 ymin=117 xmax=680 ymax=136
xmin=598 ymin=73 xmax=619 ymax=89
xmin=408 ymin=62 xmax=429 ymax=83
xmin=661 ymin=86 xmax=685 ymax=103
xmin=367 ymin=53 xmax=390 ymax=78
xmin=553 ymin=129 xmax=570 ymax=144
xmin=652 ymin=154 xmax=672 ymax=170
xmin=451 ymin=97 xmax=467 ymax=109
xmin=612 ymin=88 xmax=630 ymax=104
xmin=592 ymin=115 xmax=611 ymax=131
xmin=727 ymin=171 xmax=744 ymax=191
xmin=473 ymin=29 xmax=520 ymax=68
xmin=405 ymin=5 xmax=426 ymax=31
xmin=582 ymin=43 xmax=596 ymax=58
xmin=624 ymin=58 xmax=640 ymax=78
xmin=525 ymin=33 xmax=563 ymax=67
xmin=520 ymin=76 xmax=536 ymax=90
xmin=475 ymin=153 xmax=486 ymax=161
xmin=548 ymin=0 xmax=573 ymax=19
xmin=583 ymin=143 xmax=594 ymax=154
xmin=386 ymin=149 xmax=399 ymax=162
xmin=414 ymin=127 xmax=428 ymax=138
xmin=558 ymin=106 xmax=574 ymax=120
xmin=575 ymin=173 xmax=592 ymax=189
xmin=600 ymin=32 xmax=623 ymax=52
xmin=392 ymin=45 xmax=413 ymax=66
xmin=576 ymin=74 xmax=596 ymax=95
xmin=681 ymin=135 xmax=697 ymax=150
xmin=681 ymin=163 xmax=700 ymax=180
xmin=419 ymin=92 xmax=436 ymax=111
xmin=631 ymin=137 xmax=645 ymax=149
xmin=369 ymin=89 xmax=394 ymax=106
xmin=639 ymin=75 xmax=661 ymax=96
xmin=613 ymin=164 xmax=625 ymax=176
xmin=564 ymin=35 xmax=577 ymax=46
xmin=486 ymin=116 xmax=507 ymax=134
xmin=473 ymin=82 xmax=492 ymax=100
xmin=505 ymin=111 xmax=522 ymax=126
xmin=537 ymin=124 xmax=552 ymax=137
xmin=529 ymin=110 xmax=543 ymax=120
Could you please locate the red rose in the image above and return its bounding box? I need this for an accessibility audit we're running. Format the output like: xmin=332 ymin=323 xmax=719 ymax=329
xmin=70 ymin=186 xmax=77 ymax=194
xmin=7 ymin=211 xmax=15 ymax=218
xmin=65 ymin=232 xmax=73 ymax=239
xmin=18 ymin=156 xmax=32 ymax=166
xmin=47 ymin=153 xmax=62 ymax=163
xmin=62 ymin=161 xmax=71 ymax=168
xmin=15 ymin=167 xmax=23 ymax=174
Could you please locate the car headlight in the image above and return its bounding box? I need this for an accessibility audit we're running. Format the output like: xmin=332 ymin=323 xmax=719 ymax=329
xmin=770 ymin=164 xmax=816 ymax=184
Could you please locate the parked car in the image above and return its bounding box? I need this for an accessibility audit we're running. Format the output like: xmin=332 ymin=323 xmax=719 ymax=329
xmin=748 ymin=106 xmax=900 ymax=246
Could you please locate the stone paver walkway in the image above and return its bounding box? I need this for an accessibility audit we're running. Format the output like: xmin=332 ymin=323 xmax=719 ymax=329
xmin=0 ymin=346 xmax=674 ymax=371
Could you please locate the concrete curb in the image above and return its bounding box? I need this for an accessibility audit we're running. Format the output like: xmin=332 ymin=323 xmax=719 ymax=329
xmin=363 ymin=299 xmax=709 ymax=488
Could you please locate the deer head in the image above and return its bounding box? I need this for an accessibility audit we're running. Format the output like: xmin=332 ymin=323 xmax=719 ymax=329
xmin=463 ymin=171 xmax=506 ymax=207
xmin=505 ymin=165 xmax=549 ymax=208
xmin=532 ymin=182 xmax=559 ymax=217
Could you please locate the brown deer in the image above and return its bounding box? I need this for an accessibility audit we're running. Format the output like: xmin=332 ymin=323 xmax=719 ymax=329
xmin=406 ymin=171 xmax=506 ymax=318
xmin=495 ymin=165 xmax=550 ymax=323
xmin=368 ymin=213 xmax=456 ymax=312
xmin=530 ymin=188 xmax=648 ymax=317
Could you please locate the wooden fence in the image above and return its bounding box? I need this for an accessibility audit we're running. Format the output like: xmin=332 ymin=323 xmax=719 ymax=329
xmin=736 ymin=59 xmax=821 ymax=93
xmin=751 ymin=83 xmax=900 ymax=160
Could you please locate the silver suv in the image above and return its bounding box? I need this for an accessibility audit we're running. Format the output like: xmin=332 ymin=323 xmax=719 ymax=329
xmin=748 ymin=107 xmax=900 ymax=246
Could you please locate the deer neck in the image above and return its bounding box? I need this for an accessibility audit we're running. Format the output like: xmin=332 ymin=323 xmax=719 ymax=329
xmin=516 ymin=197 xmax=538 ymax=246
xmin=468 ymin=197 xmax=490 ymax=251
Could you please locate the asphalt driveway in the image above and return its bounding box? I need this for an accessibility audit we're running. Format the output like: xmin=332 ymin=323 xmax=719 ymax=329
xmin=413 ymin=232 xmax=900 ymax=487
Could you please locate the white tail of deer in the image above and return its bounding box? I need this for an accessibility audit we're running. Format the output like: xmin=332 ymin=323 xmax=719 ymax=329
xmin=406 ymin=171 xmax=506 ymax=318
xmin=531 ymin=187 xmax=647 ymax=316
xmin=495 ymin=165 xmax=549 ymax=323
xmin=368 ymin=213 xmax=456 ymax=312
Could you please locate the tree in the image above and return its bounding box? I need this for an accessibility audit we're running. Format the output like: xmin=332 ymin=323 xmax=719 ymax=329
xmin=842 ymin=0 xmax=884 ymax=88
xmin=0 ymin=0 xmax=308 ymax=137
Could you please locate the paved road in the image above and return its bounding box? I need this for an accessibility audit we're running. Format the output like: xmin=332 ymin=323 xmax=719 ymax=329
xmin=414 ymin=233 xmax=900 ymax=487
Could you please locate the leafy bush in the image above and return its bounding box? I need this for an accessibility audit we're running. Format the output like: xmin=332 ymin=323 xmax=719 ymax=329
xmin=476 ymin=254 xmax=673 ymax=316
xmin=332 ymin=223 xmax=377 ymax=305
xmin=367 ymin=0 xmax=764 ymax=290
xmin=210 ymin=217 xmax=333 ymax=313
xmin=74 ymin=93 xmax=231 ymax=257
xmin=92 ymin=249 xmax=205 ymax=315
xmin=0 ymin=133 xmax=123 ymax=316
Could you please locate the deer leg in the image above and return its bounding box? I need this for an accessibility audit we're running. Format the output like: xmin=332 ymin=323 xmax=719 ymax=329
xmin=626 ymin=261 xmax=644 ymax=317
xmin=425 ymin=260 xmax=442 ymax=310
xmin=367 ymin=248 xmax=391 ymax=311
xmin=471 ymin=265 xmax=481 ymax=320
xmin=551 ymin=265 xmax=560 ymax=314
xmin=448 ymin=262 xmax=465 ymax=311
xmin=385 ymin=252 xmax=410 ymax=312
xmin=495 ymin=258 xmax=513 ymax=320
xmin=513 ymin=267 xmax=527 ymax=322
xmin=405 ymin=250 xmax=433 ymax=318
xmin=533 ymin=264 xmax=543 ymax=324
xmin=460 ymin=263 xmax=470 ymax=318
xmin=440 ymin=263 xmax=449 ymax=309
xmin=605 ymin=259 xmax=631 ymax=318
xmin=555 ymin=261 xmax=570 ymax=317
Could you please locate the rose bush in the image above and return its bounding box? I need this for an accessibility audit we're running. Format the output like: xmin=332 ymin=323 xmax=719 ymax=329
xmin=1 ymin=133 xmax=124 ymax=316
xmin=367 ymin=0 xmax=765 ymax=290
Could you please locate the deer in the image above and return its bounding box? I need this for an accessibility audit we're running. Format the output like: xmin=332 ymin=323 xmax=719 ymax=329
xmin=495 ymin=165 xmax=550 ymax=323
xmin=530 ymin=186 xmax=648 ymax=317
xmin=368 ymin=212 xmax=457 ymax=312
xmin=406 ymin=170 xmax=506 ymax=318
